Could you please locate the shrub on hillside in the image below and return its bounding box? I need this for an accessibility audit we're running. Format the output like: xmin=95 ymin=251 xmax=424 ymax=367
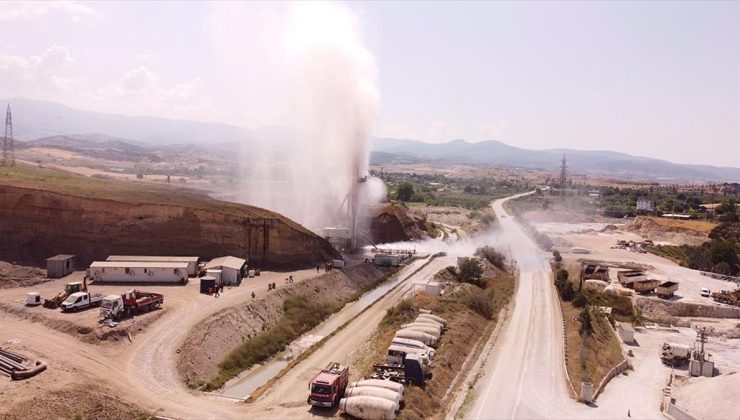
xmin=478 ymin=246 xmax=507 ymax=270
xmin=462 ymin=288 xmax=493 ymax=320
xmin=458 ymin=257 xmax=484 ymax=287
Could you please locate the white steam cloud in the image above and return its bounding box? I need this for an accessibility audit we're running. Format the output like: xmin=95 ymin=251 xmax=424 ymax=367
xmin=211 ymin=2 xmax=383 ymax=236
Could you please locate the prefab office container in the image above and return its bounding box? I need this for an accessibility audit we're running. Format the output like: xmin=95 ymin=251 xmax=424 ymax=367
xmin=204 ymin=256 xmax=246 ymax=285
xmin=87 ymin=261 xmax=189 ymax=284
xmin=106 ymin=256 xmax=199 ymax=276
xmin=46 ymin=254 xmax=76 ymax=278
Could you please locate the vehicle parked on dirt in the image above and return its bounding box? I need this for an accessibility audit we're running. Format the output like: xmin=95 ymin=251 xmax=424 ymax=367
xmin=60 ymin=292 xmax=104 ymax=312
xmin=43 ymin=280 xmax=86 ymax=309
xmin=660 ymin=342 xmax=691 ymax=366
xmin=308 ymin=362 xmax=349 ymax=408
xmin=700 ymin=287 xmax=711 ymax=297
xmin=100 ymin=289 xmax=164 ymax=321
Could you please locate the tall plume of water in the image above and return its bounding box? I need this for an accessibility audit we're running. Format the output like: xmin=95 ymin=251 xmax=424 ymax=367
xmin=221 ymin=2 xmax=384 ymax=238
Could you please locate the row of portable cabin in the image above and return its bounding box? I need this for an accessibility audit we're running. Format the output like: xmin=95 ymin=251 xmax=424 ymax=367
xmin=84 ymin=255 xmax=247 ymax=285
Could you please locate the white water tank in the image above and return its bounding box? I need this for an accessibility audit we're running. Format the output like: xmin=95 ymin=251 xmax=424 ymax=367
xmin=345 ymin=386 xmax=402 ymax=406
xmin=26 ymin=292 xmax=41 ymax=306
xmin=339 ymin=396 xmax=399 ymax=420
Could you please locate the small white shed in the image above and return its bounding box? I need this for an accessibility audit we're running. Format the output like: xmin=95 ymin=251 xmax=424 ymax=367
xmin=205 ymin=256 xmax=246 ymax=285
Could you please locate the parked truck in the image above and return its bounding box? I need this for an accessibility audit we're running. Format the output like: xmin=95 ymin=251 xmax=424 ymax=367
xmin=373 ymin=352 xmax=428 ymax=386
xmin=660 ymin=342 xmax=691 ymax=366
xmin=100 ymin=289 xmax=164 ymax=321
xmin=711 ymin=289 xmax=740 ymax=306
xmin=656 ymin=281 xmax=679 ymax=299
xmin=308 ymin=362 xmax=349 ymax=408
xmin=633 ymin=279 xmax=661 ymax=294
xmin=60 ymin=292 xmax=104 ymax=312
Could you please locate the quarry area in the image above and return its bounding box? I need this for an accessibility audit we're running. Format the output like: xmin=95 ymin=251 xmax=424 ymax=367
xmin=0 ymin=3 xmax=737 ymax=419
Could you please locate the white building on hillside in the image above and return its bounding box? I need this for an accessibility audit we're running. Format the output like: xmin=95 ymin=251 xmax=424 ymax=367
xmin=636 ymin=199 xmax=654 ymax=212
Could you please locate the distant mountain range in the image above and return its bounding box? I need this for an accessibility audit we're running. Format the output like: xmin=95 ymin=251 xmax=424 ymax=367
xmin=3 ymin=97 xmax=249 ymax=146
xmin=371 ymin=138 xmax=740 ymax=183
xmin=3 ymin=97 xmax=737 ymax=183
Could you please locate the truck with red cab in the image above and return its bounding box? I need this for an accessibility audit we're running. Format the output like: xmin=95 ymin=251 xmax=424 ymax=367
xmin=307 ymin=362 xmax=349 ymax=408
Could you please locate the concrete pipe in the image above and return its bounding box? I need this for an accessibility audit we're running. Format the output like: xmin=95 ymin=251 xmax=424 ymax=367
xmin=395 ymin=329 xmax=437 ymax=347
xmin=417 ymin=313 xmax=446 ymax=326
xmin=403 ymin=321 xmax=441 ymax=333
xmin=345 ymin=386 xmax=402 ymax=406
xmin=11 ymin=360 xmax=47 ymax=381
xmin=416 ymin=314 xmax=447 ymax=327
xmin=348 ymin=379 xmax=405 ymax=399
xmin=391 ymin=337 xmax=435 ymax=355
xmin=414 ymin=318 xmax=444 ymax=329
xmin=339 ymin=396 xmax=399 ymax=420
xmin=400 ymin=323 xmax=441 ymax=338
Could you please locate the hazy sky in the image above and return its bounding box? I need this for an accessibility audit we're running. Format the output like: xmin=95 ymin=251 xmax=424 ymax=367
xmin=0 ymin=1 xmax=738 ymax=167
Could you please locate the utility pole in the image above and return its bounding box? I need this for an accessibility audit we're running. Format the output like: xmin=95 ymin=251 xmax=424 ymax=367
xmin=2 ymin=104 xmax=14 ymax=167
xmin=559 ymin=154 xmax=567 ymax=198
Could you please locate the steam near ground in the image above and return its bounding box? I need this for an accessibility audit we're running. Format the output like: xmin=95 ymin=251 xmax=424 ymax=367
xmin=374 ymin=227 xmax=512 ymax=260
xmin=213 ymin=2 xmax=385 ymax=233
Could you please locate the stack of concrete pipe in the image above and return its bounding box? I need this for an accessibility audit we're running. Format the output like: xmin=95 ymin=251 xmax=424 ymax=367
xmin=395 ymin=313 xmax=447 ymax=347
xmin=341 ymin=379 xmax=405 ymax=420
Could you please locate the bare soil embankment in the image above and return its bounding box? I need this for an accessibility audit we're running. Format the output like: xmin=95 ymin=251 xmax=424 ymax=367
xmin=0 ymin=164 xmax=339 ymax=269
xmin=635 ymin=297 xmax=740 ymax=323
xmin=177 ymin=263 xmax=388 ymax=386
xmin=626 ymin=216 xmax=711 ymax=246
xmin=0 ymin=261 xmax=48 ymax=288
xmin=370 ymin=203 xmax=430 ymax=244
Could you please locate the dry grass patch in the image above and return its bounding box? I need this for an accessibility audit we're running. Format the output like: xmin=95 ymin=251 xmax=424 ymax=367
xmin=644 ymin=216 xmax=717 ymax=234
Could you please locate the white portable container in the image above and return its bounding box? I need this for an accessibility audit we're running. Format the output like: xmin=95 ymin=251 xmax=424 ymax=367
xmin=26 ymin=292 xmax=42 ymax=306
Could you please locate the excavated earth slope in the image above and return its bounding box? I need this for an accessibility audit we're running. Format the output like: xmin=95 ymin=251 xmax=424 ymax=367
xmin=0 ymin=165 xmax=339 ymax=268
xmin=178 ymin=263 xmax=387 ymax=386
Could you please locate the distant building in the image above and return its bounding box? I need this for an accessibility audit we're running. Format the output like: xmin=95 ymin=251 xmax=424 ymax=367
xmin=636 ymin=199 xmax=654 ymax=212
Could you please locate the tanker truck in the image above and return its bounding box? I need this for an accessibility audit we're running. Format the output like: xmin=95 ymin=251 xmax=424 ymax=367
xmin=660 ymin=342 xmax=691 ymax=366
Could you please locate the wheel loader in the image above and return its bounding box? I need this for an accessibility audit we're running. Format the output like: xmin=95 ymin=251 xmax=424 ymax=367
xmin=43 ymin=278 xmax=87 ymax=309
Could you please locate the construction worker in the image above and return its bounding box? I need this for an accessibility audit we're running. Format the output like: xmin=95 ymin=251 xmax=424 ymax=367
xmin=251 ymin=291 xmax=255 ymax=299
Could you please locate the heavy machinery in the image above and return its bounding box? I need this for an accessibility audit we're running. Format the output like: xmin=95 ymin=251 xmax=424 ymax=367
xmin=100 ymin=289 xmax=164 ymax=321
xmin=307 ymin=362 xmax=349 ymax=408
xmin=660 ymin=342 xmax=691 ymax=366
xmin=711 ymin=289 xmax=740 ymax=306
xmin=43 ymin=279 xmax=86 ymax=309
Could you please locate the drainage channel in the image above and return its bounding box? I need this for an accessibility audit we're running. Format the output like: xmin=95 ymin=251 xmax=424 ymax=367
xmin=218 ymin=256 xmax=432 ymax=399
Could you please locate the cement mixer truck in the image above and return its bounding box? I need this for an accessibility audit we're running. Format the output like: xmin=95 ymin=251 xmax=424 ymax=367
xmin=660 ymin=342 xmax=691 ymax=366
xmin=308 ymin=362 xmax=349 ymax=408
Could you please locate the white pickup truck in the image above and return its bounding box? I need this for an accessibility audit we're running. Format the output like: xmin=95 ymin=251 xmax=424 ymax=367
xmin=61 ymin=292 xmax=104 ymax=312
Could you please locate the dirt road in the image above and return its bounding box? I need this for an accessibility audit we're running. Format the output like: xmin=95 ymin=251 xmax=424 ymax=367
xmin=464 ymin=194 xmax=661 ymax=419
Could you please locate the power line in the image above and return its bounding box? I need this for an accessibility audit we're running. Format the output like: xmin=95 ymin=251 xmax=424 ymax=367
xmin=2 ymin=104 xmax=14 ymax=167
